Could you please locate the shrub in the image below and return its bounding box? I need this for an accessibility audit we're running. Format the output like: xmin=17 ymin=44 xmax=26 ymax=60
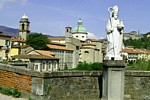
xmin=90 ymin=62 xmax=103 ymax=70
xmin=2 ymin=88 xmax=12 ymax=96
xmin=127 ymin=59 xmax=150 ymax=71
xmin=28 ymin=97 xmax=33 ymax=100
xmin=0 ymin=86 xmax=21 ymax=98
xmin=73 ymin=62 xmax=103 ymax=70
xmin=12 ymin=88 xmax=21 ymax=98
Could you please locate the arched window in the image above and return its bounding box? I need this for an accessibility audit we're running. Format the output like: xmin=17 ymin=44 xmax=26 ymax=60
xmin=34 ymin=64 xmax=38 ymax=70
xmin=22 ymin=24 xmax=25 ymax=30
xmin=42 ymin=61 xmax=46 ymax=70
xmin=34 ymin=63 xmax=40 ymax=71
xmin=53 ymin=61 xmax=57 ymax=71
xmin=66 ymin=29 xmax=69 ymax=32
xmin=48 ymin=61 xmax=52 ymax=70
xmin=84 ymin=51 xmax=89 ymax=53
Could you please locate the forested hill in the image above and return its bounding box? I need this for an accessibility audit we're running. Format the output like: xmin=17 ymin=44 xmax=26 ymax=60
xmin=0 ymin=25 xmax=54 ymax=37
xmin=0 ymin=25 xmax=19 ymax=37
xmin=123 ymin=32 xmax=150 ymax=49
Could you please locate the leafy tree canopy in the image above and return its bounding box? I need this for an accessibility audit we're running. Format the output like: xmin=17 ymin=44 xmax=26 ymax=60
xmin=26 ymin=33 xmax=50 ymax=50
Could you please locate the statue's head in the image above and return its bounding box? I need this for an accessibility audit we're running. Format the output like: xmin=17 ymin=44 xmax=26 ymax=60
xmin=112 ymin=5 xmax=119 ymax=19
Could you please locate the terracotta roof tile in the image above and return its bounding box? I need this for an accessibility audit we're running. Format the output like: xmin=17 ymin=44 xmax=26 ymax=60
xmin=82 ymin=43 xmax=96 ymax=46
xmin=80 ymin=47 xmax=94 ymax=49
xmin=122 ymin=48 xmax=150 ymax=54
xmin=11 ymin=38 xmax=25 ymax=42
xmin=50 ymin=42 xmax=66 ymax=46
xmin=122 ymin=49 xmax=141 ymax=54
xmin=49 ymin=37 xmax=65 ymax=41
xmin=12 ymin=54 xmax=59 ymax=60
xmin=90 ymin=39 xmax=100 ymax=42
xmin=46 ymin=44 xmax=73 ymax=51
xmin=35 ymin=50 xmax=55 ymax=57
xmin=0 ymin=34 xmax=12 ymax=38
xmin=11 ymin=45 xmax=30 ymax=49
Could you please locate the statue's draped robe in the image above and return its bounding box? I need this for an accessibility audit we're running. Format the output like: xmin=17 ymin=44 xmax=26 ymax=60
xmin=106 ymin=18 xmax=123 ymax=59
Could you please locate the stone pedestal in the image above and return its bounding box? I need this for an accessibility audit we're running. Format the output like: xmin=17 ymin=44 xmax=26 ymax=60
xmin=101 ymin=60 xmax=125 ymax=100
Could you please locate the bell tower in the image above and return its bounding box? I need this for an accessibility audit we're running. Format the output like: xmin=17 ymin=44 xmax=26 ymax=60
xmin=19 ymin=13 xmax=30 ymax=40
xmin=65 ymin=26 xmax=72 ymax=43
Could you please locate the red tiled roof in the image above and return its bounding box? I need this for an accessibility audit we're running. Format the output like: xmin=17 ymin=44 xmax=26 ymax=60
xmin=46 ymin=44 xmax=73 ymax=51
xmin=35 ymin=50 xmax=55 ymax=57
xmin=50 ymin=42 xmax=66 ymax=46
xmin=122 ymin=49 xmax=141 ymax=54
xmin=82 ymin=43 xmax=96 ymax=46
xmin=90 ymin=39 xmax=100 ymax=42
xmin=49 ymin=37 xmax=65 ymax=41
xmin=122 ymin=48 xmax=150 ymax=54
xmin=12 ymin=54 xmax=59 ymax=60
xmin=11 ymin=45 xmax=30 ymax=49
xmin=11 ymin=38 xmax=25 ymax=42
xmin=0 ymin=34 xmax=12 ymax=38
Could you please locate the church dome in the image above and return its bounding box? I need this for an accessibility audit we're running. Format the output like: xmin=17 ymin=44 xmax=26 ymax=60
xmin=72 ymin=19 xmax=87 ymax=34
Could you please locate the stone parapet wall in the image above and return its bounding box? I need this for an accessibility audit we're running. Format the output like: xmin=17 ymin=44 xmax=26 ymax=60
xmin=0 ymin=64 xmax=102 ymax=100
xmin=125 ymin=71 xmax=150 ymax=100
xmin=31 ymin=71 xmax=102 ymax=100
xmin=42 ymin=75 xmax=101 ymax=100
xmin=0 ymin=64 xmax=150 ymax=100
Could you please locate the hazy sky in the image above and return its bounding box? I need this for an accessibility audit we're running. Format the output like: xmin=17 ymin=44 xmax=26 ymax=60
xmin=0 ymin=0 xmax=150 ymax=39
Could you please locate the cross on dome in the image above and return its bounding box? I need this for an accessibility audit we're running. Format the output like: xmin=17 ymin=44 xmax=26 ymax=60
xmin=22 ymin=13 xmax=28 ymax=19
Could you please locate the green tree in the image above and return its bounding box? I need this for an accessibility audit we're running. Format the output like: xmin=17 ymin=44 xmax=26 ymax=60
xmin=123 ymin=33 xmax=150 ymax=50
xmin=26 ymin=33 xmax=50 ymax=50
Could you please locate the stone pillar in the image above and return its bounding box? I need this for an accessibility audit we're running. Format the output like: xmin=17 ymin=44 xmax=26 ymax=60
xmin=101 ymin=60 xmax=125 ymax=100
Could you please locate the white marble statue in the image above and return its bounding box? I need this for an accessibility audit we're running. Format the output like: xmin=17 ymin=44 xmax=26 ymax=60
xmin=105 ymin=5 xmax=124 ymax=60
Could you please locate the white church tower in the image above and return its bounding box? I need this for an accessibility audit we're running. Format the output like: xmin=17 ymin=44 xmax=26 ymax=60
xmin=19 ymin=13 xmax=30 ymax=40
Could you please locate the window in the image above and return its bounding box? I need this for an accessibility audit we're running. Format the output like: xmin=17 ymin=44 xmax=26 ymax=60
xmin=34 ymin=65 xmax=38 ymax=70
xmin=53 ymin=61 xmax=57 ymax=69
xmin=82 ymin=36 xmax=84 ymax=38
xmin=22 ymin=24 xmax=25 ymax=30
xmin=66 ymin=29 xmax=69 ymax=32
xmin=5 ymin=40 xmax=10 ymax=46
xmin=84 ymin=51 xmax=89 ymax=53
xmin=48 ymin=61 xmax=52 ymax=69
xmin=34 ymin=63 xmax=39 ymax=71
xmin=76 ymin=46 xmax=79 ymax=50
xmin=0 ymin=46 xmax=2 ymax=49
xmin=42 ymin=61 xmax=46 ymax=69
xmin=76 ymin=36 xmax=78 ymax=38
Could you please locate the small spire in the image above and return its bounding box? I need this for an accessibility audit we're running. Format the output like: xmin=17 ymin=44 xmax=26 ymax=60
xmin=22 ymin=12 xmax=28 ymax=19
xmin=78 ymin=18 xmax=82 ymax=26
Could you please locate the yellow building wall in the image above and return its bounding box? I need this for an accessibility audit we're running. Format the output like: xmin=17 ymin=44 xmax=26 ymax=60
xmin=0 ymin=50 xmax=5 ymax=58
xmin=0 ymin=38 xmax=5 ymax=46
xmin=0 ymin=38 xmax=6 ymax=59
xmin=10 ymin=48 xmax=19 ymax=56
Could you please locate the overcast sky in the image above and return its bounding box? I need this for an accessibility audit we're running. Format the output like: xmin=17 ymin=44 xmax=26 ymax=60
xmin=0 ymin=0 xmax=150 ymax=39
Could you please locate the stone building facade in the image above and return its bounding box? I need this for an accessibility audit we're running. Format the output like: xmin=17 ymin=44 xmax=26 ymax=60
xmin=46 ymin=44 xmax=74 ymax=70
xmin=123 ymin=31 xmax=143 ymax=40
xmin=49 ymin=19 xmax=103 ymax=68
